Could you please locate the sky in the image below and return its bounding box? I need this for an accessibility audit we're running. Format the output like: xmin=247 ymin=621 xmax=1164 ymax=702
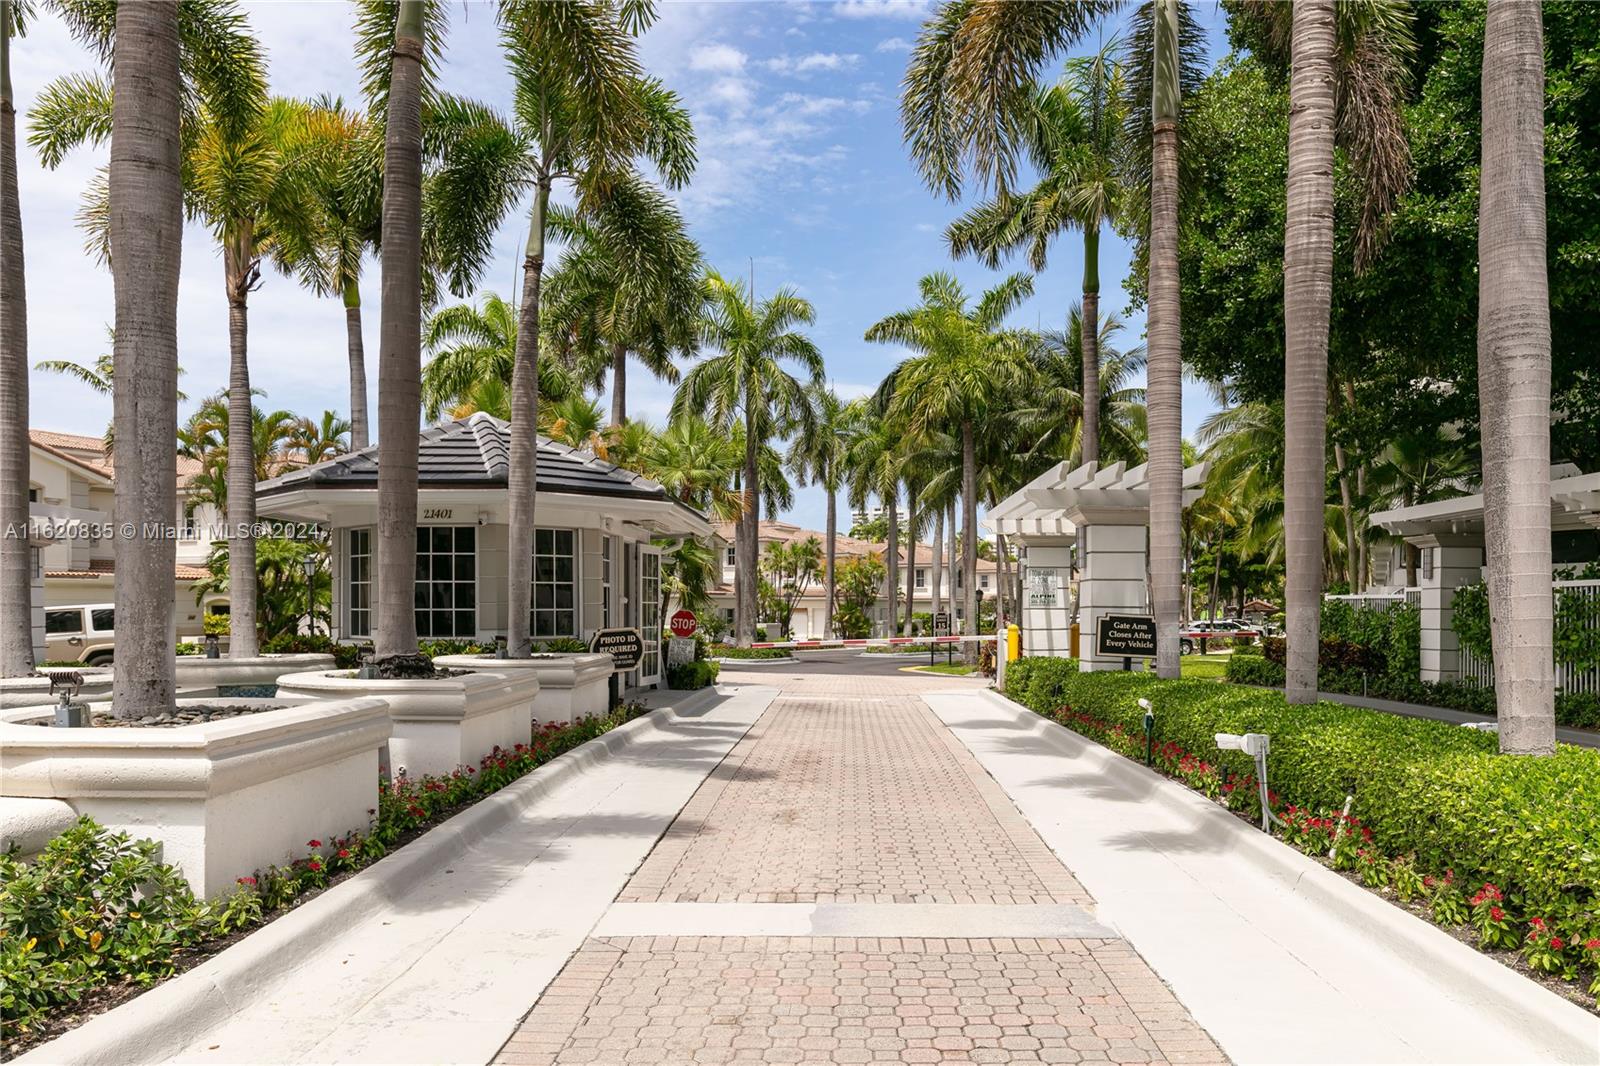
xmin=12 ymin=0 xmax=1233 ymax=534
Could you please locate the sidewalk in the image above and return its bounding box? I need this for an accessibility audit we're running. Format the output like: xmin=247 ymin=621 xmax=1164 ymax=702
xmin=927 ymin=688 xmax=1600 ymax=1064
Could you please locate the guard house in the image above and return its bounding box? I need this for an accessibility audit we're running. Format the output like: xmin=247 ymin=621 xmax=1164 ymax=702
xmin=1371 ymin=465 xmax=1600 ymax=685
xmin=255 ymin=414 xmax=713 ymax=689
xmin=989 ymin=460 xmax=1207 ymax=671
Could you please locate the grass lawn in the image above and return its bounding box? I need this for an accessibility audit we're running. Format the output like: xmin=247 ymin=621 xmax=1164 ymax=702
xmin=913 ymin=662 xmax=978 ymax=676
xmin=1180 ymin=654 xmax=1230 ymax=680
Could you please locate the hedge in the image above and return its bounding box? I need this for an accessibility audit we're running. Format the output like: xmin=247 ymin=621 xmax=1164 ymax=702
xmin=666 ymin=659 xmax=720 ymax=690
xmin=1004 ymin=656 xmax=1600 ymax=1001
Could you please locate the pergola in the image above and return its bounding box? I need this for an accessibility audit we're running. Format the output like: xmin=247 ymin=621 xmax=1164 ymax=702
xmin=989 ymin=460 xmax=1208 ymax=670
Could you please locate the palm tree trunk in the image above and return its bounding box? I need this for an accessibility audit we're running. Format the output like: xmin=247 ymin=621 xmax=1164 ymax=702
xmin=1479 ymin=0 xmax=1553 ymax=756
xmin=374 ymin=0 xmax=424 ymax=662
xmin=609 ymin=341 xmax=627 ymax=427
xmin=884 ymin=493 xmax=898 ymax=637
xmin=1147 ymin=0 xmax=1185 ymax=680
xmin=930 ymin=506 xmax=944 ymax=622
xmin=824 ymin=483 xmax=836 ymax=637
xmin=1281 ymin=0 xmax=1336 ymax=703
xmin=903 ymin=484 xmax=916 ymax=635
xmin=0 ymin=3 xmax=34 ymax=677
xmin=947 ymin=498 xmax=956 ymax=626
xmin=961 ymin=420 xmax=978 ymax=661
xmin=225 ymin=245 xmax=259 ymax=658
xmin=507 ymin=176 xmax=551 ymax=658
xmin=737 ymin=396 xmax=758 ymax=646
xmin=344 ymin=278 xmax=368 ymax=450
xmin=1348 ymin=381 xmax=1367 ymax=592
xmin=1081 ymin=226 xmax=1101 ymax=466
xmin=109 ymin=0 xmax=180 ymax=717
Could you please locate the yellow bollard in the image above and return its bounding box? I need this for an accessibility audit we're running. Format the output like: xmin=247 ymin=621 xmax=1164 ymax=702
xmin=1006 ymin=623 xmax=1021 ymax=661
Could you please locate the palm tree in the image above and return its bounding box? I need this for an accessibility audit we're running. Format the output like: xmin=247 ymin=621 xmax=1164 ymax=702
xmin=542 ymin=180 xmax=701 ymax=428
xmin=422 ymin=292 xmax=579 ymax=421
xmin=1231 ymin=0 xmax=1414 ymax=700
xmin=867 ymin=272 xmax=1034 ymax=655
xmin=1478 ymin=0 xmax=1553 ymax=756
xmin=648 ymin=417 xmax=743 ymax=523
xmin=542 ymin=394 xmax=608 ymax=454
xmin=786 ymin=386 xmax=852 ymax=637
xmin=845 ymin=414 xmax=903 ymax=636
xmin=1023 ymin=306 xmax=1147 ymax=464
xmin=902 ymin=0 xmax=1201 ymax=677
xmin=674 ymin=272 xmax=822 ymax=647
xmin=291 ymin=411 xmax=352 ymax=465
xmin=108 ymin=0 xmax=182 ymax=717
xmin=946 ymin=41 xmax=1129 ymax=466
xmin=373 ymin=0 xmax=425 ymax=666
xmin=497 ymin=1 xmax=696 ymax=658
xmin=0 ymin=0 xmax=31 ymax=676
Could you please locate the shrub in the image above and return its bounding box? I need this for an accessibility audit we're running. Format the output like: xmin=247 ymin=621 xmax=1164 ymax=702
xmin=666 ymin=660 xmax=720 ymax=690
xmin=1225 ymin=653 xmax=1286 ymax=687
xmin=202 ymin=612 xmax=229 ymax=637
xmin=416 ymin=638 xmax=490 ymax=658
xmin=1003 ymin=661 xmax=1600 ymax=988
xmin=262 ymin=632 xmax=365 ymax=670
xmin=538 ymin=637 xmax=589 ymax=653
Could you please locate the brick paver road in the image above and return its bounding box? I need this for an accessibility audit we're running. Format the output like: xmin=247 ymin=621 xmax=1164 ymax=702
xmin=496 ymin=667 xmax=1225 ymax=1066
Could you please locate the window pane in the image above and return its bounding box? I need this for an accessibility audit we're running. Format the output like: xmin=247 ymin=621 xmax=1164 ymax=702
xmin=90 ymin=609 xmax=114 ymax=631
xmin=536 ymin=585 xmax=554 ymax=609
xmin=457 ymin=527 xmax=475 ymax=553
xmin=455 ymin=554 xmax=473 ymax=581
xmin=557 ymin=611 xmax=574 ymax=636
xmin=432 ymin=527 xmax=451 ymax=554
xmin=45 ymin=610 xmax=81 ymax=635
xmin=433 ymin=581 xmax=453 ymax=609
xmin=455 ymin=611 xmax=474 ymax=636
xmin=555 ymin=586 xmax=573 ymax=609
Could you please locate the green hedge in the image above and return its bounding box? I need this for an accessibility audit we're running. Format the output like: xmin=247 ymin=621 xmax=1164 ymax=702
xmin=1003 ymin=657 xmax=1600 ymax=997
xmin=666 ymin=660 xmax=720 ymax=690
xmin=708 ymin=643 xmax=791 ymax=660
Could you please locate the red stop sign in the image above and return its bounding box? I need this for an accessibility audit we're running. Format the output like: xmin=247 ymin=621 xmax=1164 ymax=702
xmin=669 ymin=610 xmax=698 ymax=638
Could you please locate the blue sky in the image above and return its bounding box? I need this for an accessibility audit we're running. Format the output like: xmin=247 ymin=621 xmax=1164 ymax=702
xmin=13 ymin=0 xmax=1233 ymax=533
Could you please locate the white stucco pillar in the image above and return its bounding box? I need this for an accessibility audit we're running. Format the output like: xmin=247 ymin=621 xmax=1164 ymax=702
xmin=1076 ymin=523 xmax=1150 ymax=673
xmin=1019 ymin=541 xmax=1074 ymax=657
xmin=1415 ymin=533 xmax=1485 ymax=683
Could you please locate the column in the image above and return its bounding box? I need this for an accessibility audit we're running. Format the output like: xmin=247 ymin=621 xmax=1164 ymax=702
xmin=1416 ymin=533 xmax=1485 ymax=683
xmin=1020 ymin=541 xmax=1074 ymax=657
xmin=1077 ymin=523 xmax=1150 ymax=673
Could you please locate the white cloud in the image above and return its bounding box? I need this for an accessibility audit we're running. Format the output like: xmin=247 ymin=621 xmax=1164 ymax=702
xmin=706 ymin=76 xmax=757 ymax=113
xmin=689 ymin=42 xmax=748 ymax=73
xmin=773 ymin=93 xmax=871 ymax=118
xmin=833 ymin=0 xmax=932 ymax=20
xmin=875 ymin=36 xmax=913 ymax=53
xmin=765 ymin=51 xmax=861 ymax=75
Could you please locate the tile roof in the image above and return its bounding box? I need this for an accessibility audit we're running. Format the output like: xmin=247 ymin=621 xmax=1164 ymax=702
xmin=256 ymin=413 xmax=695 ymax=509
xmin=45 ymin=560 xmax=209 ymax=581
xmin=31 ymin=429 xmax=205 ymax=484
xmin=713 ymin=519 xmax=1000 ymax=571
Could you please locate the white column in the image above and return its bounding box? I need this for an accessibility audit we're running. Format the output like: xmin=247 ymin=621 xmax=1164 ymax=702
xmin=1019 ymin=541 xmax=1074 ymax=657
xmin=1077 ymin=523 xmax=1150 ymax=673
xmin=1416 ymin=533 xmax=1485 ymax=683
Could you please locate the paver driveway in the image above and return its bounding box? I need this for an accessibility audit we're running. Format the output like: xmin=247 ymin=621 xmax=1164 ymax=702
xmin=496 ymin=668 xmax=1225 ymax=1066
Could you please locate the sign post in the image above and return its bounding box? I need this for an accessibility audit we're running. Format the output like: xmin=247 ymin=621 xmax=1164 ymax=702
xmin=932 ymin=611 xmax=951 ymax=666
xmin=589 ymin=627 xmax=643 ymax=709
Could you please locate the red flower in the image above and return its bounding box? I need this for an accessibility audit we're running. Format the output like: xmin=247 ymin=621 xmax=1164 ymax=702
xmin=1490 ymin=906 xmax=1505 ymax=922
xmin=338 ymin=848 xmax=352 ymax=859
xmin=307 ymin=839 xmax=322 ymax=848
xmin=1529 ymin=917 xmax=1545 ymax=929
xmin=1549 ymin=937 xmax=1564 ymax=950
xmin=237 ymin=875 xmax=257 ymax=886
xmin=1585 ymin=939 xmax=1600 ymax=950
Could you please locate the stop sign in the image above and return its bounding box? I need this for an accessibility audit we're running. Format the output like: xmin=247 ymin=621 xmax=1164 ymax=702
xmin=669 ymin=609 xmax=698 ymax=638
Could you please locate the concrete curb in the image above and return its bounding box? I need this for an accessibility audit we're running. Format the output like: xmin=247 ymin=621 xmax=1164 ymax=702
xmin=709 ymin=656 xmax=798 ymax=666
xmin=974 ymin=687 xmax=1600 ymax=1062
xmin=17 ymin=686 xmax=729 ymax=1066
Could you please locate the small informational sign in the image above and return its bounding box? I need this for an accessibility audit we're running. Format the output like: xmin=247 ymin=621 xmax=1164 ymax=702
xmin=667 ymin=637 xmax=698 ymax=667
xmin=1026 ymin=568 xmax=1060 ymax=608
xmin=589 ymin=627 xmax=643 ymax=671
xmin=1095 ymin=614 xmax=1157 ymax=657
xmin=669 ymin=609 xmax=698 ymax=638
xmin=932 ymin=611 xmax=952 ymax=636
xmin=420 ymin=507 xmax=454 ymax=521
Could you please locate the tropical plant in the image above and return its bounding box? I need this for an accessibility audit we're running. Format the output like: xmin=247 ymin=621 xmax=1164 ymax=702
xmin=845 ymin=410 xmax=902 ymax=636
xmin=1228 ymin=0 xmax=1415 ymax=702
xmin=946 ymin=40 xmax=1130 ymax=466
xmin=542 ymin=394 xmax=607 ymax=454
xmin=496 ymin=0 xmax=695 ymax=659
xmin=290 ymin=411 xmax=352 ymax=465
xmin=759 ymin=536 xmax=823 ymax=635
xmin=867 ymin=272 xmax=1034 ymax=653
xmin=674 ymin=271 xmax=822 ymax=646
xmin=787 ymin=386 xmax=853 ymax=638
xmin=0 ymin=0 xmax=29 ymax=676
xmin=192 ymin=536 xmax=330 ymax=642
xmin=421 ymin=291 xmax=580 ymax=421
xmin=831 ymin=553 xmax=886 ymax=640
xmin=1022 ymin=306 xmax=1147 ymax=465
xmin=647 ymin=416 xmax=743 ymax=522
xmin=1477 ymin=0 xmax=1554 ymax=755
xmin=542 ymin=179 xmax=701 ymax=427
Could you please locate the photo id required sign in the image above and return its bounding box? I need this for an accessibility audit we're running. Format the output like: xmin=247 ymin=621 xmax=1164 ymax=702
xmin=589 ymin=627 xmax=644 ymax=671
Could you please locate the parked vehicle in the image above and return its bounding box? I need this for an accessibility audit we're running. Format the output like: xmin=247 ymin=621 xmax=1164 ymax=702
xmin=43 ymin=604 xmax=119 ymax=666
xmin=1179 ymin=618 xmax=1260 ymax=656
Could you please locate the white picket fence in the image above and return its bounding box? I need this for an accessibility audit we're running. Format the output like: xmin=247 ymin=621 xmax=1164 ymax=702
xmin=1459 ymin=579 xmax=1600 ymax=696
xmin=1325 ymin=588 xmax=1422 ymax=609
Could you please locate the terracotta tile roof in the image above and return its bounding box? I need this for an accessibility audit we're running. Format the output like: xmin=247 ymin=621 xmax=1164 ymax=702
xmin=31 ymin=429 xmax=205 ymax=484
xmin=713 ymin=519 xmax=999 ymax=571
xmin=45 ymin=560 xmax=209 ymax=581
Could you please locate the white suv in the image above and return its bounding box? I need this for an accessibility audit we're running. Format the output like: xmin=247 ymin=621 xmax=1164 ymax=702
xmin=43 ymin=604 xmax=118 ymax=666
